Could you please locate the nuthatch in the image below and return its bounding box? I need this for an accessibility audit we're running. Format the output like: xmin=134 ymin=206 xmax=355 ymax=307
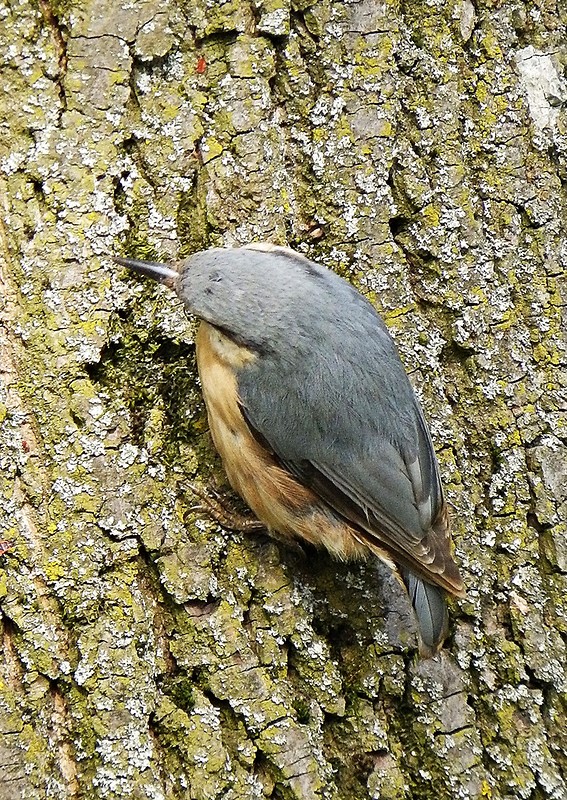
xmin=115 ymin=244 xmax=465 ymax=656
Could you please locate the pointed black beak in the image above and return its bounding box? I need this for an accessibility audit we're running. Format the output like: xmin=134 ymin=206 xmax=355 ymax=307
xmin=114 ymin=256 xmax=179 ymax=289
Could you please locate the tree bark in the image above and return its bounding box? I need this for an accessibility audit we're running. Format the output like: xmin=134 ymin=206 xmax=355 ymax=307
xmin=1 ymin=1 xmax=565 ymax=798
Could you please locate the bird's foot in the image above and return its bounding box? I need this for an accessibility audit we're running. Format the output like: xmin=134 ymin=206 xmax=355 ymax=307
xmin=182 ymin=481 xmax=266 ymax=533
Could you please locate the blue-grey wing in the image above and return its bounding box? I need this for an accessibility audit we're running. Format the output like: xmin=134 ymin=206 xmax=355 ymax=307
xmin=237 ymin=338 xmax=464 ymax=595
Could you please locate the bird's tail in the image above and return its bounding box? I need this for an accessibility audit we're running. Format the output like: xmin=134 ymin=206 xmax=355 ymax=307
xmin=401 ymin=570 xmax=449 ymax=658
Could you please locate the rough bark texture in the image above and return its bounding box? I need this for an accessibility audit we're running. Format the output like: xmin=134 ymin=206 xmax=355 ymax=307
xmin=1 ymin=1 xmax=566 ymax=798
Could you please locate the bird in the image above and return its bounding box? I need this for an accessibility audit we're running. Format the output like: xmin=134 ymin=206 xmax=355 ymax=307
xmin=115 ymin=243 xmax=465 ymax=656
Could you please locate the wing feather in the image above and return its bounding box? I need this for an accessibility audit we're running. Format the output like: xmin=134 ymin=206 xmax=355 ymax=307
xmin=239 ymin=399 xmax=463 ymax=595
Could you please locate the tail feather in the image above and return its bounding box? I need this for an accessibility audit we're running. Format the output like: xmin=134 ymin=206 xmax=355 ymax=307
xmin=402 ymin=570 xmax=448 ymax=658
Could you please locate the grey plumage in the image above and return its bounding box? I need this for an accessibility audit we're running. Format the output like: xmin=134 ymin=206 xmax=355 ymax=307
xmin=401 ymin=570 xmax=449 ymax=657
xmin=119 ymin=243 xmax=465 ymax=656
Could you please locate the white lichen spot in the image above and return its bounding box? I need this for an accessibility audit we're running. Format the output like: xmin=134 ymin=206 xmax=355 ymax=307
xmin=415 ymin=107 xmax=432 ymax=129
xmin=193 ymin=700 xmax=221 ymax=727
xmin=259 ymin=9 xmax=289 ymax=37
xmin=75 ymin=660 xmax=96 ymax=686
xmin=1 ymin=150 xmax=26 ymax=174
xmin=117 ymin=443 xmax=140 ymax=468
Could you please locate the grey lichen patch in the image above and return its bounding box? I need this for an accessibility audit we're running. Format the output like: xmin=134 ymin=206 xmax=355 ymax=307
xmin=288 ymin=619 xmax=345 ymax=716
xmin=151 ymin=691 xmax=229 ymax=799
xmin=255 ymin=0 xmax=291 ymax=38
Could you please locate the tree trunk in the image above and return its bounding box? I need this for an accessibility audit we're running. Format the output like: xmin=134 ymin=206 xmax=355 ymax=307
xmin=1 ymin=1 xmax=565 ymax=798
